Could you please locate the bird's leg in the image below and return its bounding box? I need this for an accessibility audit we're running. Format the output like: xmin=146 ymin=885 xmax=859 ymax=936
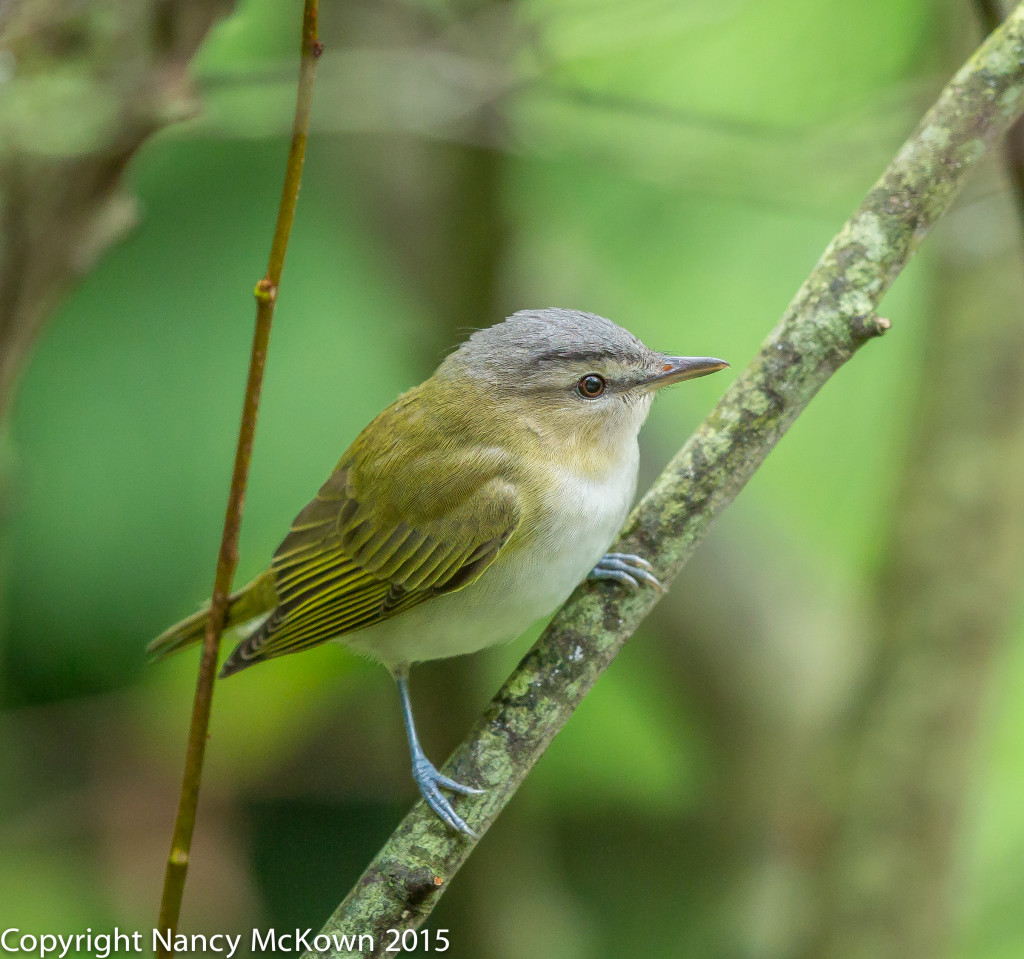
xmin=391 ymin=664 xmax=484 ymax=837
xmin=589 ymin=552 xmax=663 ymax=591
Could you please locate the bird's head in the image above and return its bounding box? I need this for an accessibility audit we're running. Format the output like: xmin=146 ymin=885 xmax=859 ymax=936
xmin=438 ymin=308 xmax=728 ymax=447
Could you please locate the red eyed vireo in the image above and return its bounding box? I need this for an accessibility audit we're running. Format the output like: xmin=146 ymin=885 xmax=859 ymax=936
xmin=149 ymin=308 xmax=727 ymax=835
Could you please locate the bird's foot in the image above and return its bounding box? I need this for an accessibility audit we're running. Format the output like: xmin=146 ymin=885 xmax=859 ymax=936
xmin=589 ymin=552 xmax=663 ymax=591
xmin=413 ymin=754 xmax=484 ymax=838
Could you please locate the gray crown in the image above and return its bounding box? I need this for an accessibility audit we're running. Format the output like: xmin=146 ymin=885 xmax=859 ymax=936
xmin=449 ymin=308 xmax=652 ymax=378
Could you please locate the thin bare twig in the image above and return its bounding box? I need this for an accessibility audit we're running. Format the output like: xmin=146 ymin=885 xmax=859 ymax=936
xmin=154 ymin=3 xmax=321 ymax=952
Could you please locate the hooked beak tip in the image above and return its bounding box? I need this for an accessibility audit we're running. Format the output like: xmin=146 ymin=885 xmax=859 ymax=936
xmin=647 ymin=356 xmax=730 ymax=388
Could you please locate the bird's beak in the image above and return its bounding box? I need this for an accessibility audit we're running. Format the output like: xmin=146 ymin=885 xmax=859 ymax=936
xmin=642 ymin=355 xmax=730 ymax=390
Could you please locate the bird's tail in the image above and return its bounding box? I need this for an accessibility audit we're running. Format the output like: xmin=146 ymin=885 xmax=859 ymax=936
xmin=146 ymin=570 xmax=279 ymax=662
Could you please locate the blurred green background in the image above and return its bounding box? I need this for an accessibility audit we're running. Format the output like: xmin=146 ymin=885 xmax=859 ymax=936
xmin=4 ymin=0 xmax=1024 ymax=956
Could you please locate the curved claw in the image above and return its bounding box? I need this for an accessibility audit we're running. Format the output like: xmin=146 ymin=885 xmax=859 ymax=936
xmin=430 ymin=767 xmax=486 ymax=796
xmin=589 ymin=553 xmax=664 ymax=592
xmin=603 ymin=552 xmax=654 ymax=570
xmin=413 ymin=756 xmax=482 ymax=837
xmin=590 ymin=566 xmax=641 ymax=588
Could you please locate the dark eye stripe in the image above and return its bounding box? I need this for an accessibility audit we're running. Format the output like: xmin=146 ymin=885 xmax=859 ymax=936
xmin=535 ymin=348 xmax=616 ymax=365
xmin=577 ymin=374 xmax=606 ymax=398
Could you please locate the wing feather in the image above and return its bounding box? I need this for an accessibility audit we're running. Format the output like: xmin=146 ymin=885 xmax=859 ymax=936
xmin=224 ymin=445 xmax=521 ymax=671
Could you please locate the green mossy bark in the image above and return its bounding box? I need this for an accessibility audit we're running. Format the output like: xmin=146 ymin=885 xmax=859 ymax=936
xmin=306 ymin=7 xmax=1024 ymax=956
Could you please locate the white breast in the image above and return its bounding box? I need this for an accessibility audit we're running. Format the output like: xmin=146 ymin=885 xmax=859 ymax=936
xmin=343 ymin=440 xmax=640 ymax=669
xmin=519 ymin=453 xmax=639 ymax=617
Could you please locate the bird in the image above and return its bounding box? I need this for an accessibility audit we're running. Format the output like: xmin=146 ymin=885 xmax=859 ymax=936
xmin=148 ymin=308 xmax=727 ymax=836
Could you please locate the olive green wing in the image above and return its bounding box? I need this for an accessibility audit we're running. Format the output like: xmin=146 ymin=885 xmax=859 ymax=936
xmin=221 ymin=456 xmax=521 ymax=672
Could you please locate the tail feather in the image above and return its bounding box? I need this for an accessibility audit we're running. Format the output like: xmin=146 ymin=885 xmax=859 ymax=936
xmin=147 ymin=570 xmax=278 ymax=662
xmin=218 ymin=607 xmax=283 ymax=678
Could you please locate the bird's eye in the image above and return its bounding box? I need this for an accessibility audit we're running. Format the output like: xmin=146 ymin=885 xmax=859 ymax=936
xmin=577 ymin=374 xmax=606 ymax=398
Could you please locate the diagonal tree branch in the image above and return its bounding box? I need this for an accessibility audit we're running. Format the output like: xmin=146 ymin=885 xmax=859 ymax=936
xmin=304 ymin=6 xmax=1024 ymax=955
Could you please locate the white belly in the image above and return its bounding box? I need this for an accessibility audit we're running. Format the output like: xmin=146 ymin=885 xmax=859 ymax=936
xmin=341 ymin=447 xmax=639 ymax=669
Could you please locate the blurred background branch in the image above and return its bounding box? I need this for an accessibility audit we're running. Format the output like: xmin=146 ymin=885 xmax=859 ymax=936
xmin=974 ymin=0 xmax=1024 ymax=217
xmin=804 ymin=174 xmax=1024 ymax=959
xmin=0 ymin=0 xmax=234 ymax=422
xmin=799 ymin=4 xmax=1024 ymax=958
